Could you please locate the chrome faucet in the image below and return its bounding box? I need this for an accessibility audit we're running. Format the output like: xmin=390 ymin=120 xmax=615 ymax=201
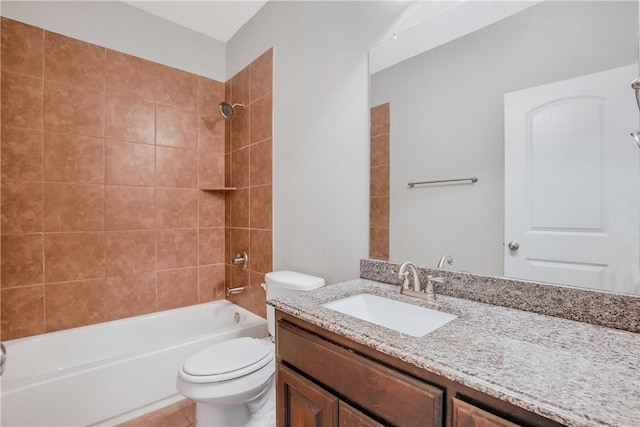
xmin=398 ymin=261 xmax=421 ymax=291
xmin=437 ymin=254 xmax=453 ymax=269
xmin=397 ymin=261 xmax=443 ymax=302
xmin=231 ymin=250 xmax=248 ymax=271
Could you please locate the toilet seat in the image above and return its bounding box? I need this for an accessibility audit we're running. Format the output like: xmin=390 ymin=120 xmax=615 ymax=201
xmin=180 ymin=337 xmax=274 ymax=384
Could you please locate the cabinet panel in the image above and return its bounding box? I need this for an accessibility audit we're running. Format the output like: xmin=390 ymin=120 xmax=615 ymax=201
xmin=277 ymin=364 xmax=338 ymax=427
xmin=452 ymin=397 xmax=522 ymax=427
xmin=338 ymin=402 xmax=384 ymax=427
xmin=278 ymin=320 xmax=443 ymax=426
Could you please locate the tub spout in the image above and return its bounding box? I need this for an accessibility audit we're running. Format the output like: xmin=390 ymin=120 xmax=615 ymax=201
xmin=226 ymin=287 xmax=245 ymax=296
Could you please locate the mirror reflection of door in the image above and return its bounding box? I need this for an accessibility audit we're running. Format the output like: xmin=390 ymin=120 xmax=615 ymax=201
xmin=504 ymin=65 xmax=640 ymax=294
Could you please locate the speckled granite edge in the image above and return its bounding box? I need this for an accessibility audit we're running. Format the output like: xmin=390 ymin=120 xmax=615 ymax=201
xmin=270 ymin=279 xmax=640 ymax=427
xmin=360 ymin=259 xmax=640 ymax=333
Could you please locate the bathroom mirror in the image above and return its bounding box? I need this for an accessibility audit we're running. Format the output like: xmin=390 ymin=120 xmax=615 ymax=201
xmin=369 ymin=1 xmax=640 ymax=295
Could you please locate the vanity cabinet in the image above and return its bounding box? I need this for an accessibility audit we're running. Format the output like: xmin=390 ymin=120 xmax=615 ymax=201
xmin=277 ymin=364 xmax=384 ymax=427
xmin=276 ymin=316 xmax=443 ymax=426
xmin=276 ymin=311 xmax=564 ymax=427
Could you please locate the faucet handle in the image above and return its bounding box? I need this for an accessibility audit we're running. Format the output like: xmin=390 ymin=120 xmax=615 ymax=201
xmin=230 ymin=250 xmax=249 ymax=271
xmin=427 ymin=275 xmax=444 ymax=284
xmin=398 ymin=270 xmax=410 ymax=289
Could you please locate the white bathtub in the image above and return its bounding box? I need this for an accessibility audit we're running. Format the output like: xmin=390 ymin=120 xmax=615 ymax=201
xmin=1 ymin=300 xmax=268 ymax=426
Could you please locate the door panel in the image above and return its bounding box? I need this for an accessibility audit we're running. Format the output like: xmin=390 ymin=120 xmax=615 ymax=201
xmin=277 ymin=365 xmax=338 ymax=427
xmin=528 ymin=98 xmax=603 ymax=230
xmin=505 ymin=65 xmax=639 ymax=293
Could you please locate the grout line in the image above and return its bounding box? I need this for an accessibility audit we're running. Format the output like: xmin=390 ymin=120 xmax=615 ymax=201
xmin=153 ymin=94 xmax=159 ymax=312
xmin=0 ymin=228 xmax=201 ymax=237
xmin=1 ymin=283 xmax=45 ymax=291
xmin=102 ymin=53 xmax=108 ymax=321
xmin=41 ymin=30 xmax=47 ymax=333
xmin=225 ymin=78 xmax=232 ymax=292
xmin=42 ymin=77 xmax=106 ymax=96
xmin=196 ymin=79 xmax=201 ymax=303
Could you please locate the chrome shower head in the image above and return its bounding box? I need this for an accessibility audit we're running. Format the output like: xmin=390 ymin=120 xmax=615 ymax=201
xmin=218 ymin=102 xmax=245 ymax=120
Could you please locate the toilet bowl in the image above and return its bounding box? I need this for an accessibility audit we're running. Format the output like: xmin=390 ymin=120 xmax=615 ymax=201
xmin=177 ymin=337 xmax=275 ymax=426
xmin=177 ymin=271 xmax=325 ymax=427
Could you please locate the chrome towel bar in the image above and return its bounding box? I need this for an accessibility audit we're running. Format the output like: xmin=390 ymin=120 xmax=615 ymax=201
xmin=408 ymin=176 xmax=478 ymax=188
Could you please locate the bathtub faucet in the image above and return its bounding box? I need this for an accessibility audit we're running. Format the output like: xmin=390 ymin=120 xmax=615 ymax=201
xmin=231 ymin=250 xmax=249 ymax=271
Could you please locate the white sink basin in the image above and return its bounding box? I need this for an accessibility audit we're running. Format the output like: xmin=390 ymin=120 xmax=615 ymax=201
xmin=322 ymin=293 xmax=456 ymax=337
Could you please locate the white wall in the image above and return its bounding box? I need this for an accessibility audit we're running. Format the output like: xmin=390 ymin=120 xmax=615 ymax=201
xmin=1 ymin=1 xmax=225 ymax=80
xmin=370 ymin=0 xmax=537 ymax=74
xmin=227 ymin=1 xmax=406 ymax=284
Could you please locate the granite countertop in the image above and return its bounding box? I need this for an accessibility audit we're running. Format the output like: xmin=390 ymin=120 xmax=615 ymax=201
xmin=269 ymin=279 xmax=640 ymax=427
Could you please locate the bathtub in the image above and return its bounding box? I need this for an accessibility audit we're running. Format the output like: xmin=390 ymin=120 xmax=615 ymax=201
xmin=1 ymin=300 xmax=268 ymax=426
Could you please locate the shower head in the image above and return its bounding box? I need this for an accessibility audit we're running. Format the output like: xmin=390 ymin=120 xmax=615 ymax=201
xmin=218 ymin=102 xmax=245 ymax=120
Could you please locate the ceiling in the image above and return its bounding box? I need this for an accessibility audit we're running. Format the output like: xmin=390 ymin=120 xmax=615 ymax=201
xmin=124 ymin=1 xmax=268 ymax=42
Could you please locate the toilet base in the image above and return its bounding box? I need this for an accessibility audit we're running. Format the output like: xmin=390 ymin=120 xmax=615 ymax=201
xmin=196 ymin=402 xmax=250 ymax=426
xmin=246 ymin=409 xmax=276 ymax=427
xmin=194 ymin=378 xmax=275 ymax=427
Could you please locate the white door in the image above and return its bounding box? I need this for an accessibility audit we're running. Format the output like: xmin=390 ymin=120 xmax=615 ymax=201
xmin=504 ymin=65 xmax=640 ymax=294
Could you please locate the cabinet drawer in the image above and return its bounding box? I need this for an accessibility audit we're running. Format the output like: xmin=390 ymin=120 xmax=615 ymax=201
xmin=277 ymin=320 xmax=443 ymax=427
xmin=452 ymin=397 xmax=522 ymax=427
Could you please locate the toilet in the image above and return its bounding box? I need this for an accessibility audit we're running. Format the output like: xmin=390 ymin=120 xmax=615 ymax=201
xmin=177 ymin=271 xmax=325 ymax=427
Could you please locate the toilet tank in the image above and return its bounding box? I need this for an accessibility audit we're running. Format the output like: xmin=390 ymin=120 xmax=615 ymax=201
xmin=265 ymin=270 xmax=325 ymax=336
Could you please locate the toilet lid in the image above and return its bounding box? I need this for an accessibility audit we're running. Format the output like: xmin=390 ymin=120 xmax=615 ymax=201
xmin=183 ymin=337 xmax=273 ymax=382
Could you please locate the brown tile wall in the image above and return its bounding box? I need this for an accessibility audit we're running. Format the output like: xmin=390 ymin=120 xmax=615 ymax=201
xmin=224 ymin=49 xmax=273 ymax=318
xmin=370 ymin=103 xmax=390 ymax=260
xmin=0 ymin=18 xmax=228 ymax=340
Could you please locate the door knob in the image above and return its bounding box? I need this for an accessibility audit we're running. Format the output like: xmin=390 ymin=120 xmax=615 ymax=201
xmin=507 ymin=241 xmax=520 ymax=251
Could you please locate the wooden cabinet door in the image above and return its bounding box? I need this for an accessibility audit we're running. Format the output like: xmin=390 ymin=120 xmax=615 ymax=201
xmin=452 ymin=397 xmax=522 ymax=427
xmin=277 ymin=364 xmax=338 ymax=427
xmin=338 ymin=401 xmax=384 ymax=427
xmin=278 ymin=321 xmax=443 ymax=426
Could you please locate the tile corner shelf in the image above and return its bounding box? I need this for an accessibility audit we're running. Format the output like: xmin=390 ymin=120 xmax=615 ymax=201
xmin=200 ymin=187 xmax=237 ymax=192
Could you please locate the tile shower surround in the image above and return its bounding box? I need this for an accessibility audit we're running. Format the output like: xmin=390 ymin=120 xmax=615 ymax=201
xmin=224 ymin=49 xmax=273 ymax=319
xmin=0 ymin=17 xmax=274 ymax=339
xmin=369 ymin=103 xmax=390 ymax=260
